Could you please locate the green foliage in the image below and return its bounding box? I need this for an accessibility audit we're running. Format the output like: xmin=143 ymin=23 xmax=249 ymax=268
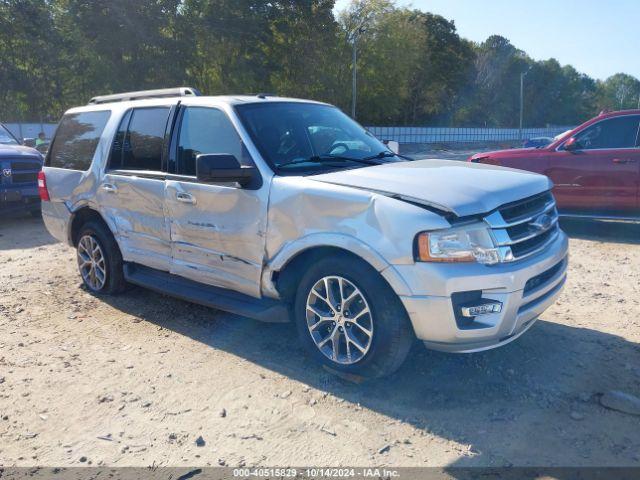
xmin=596 ymin=73 xmax=640 ymax=111
xmin=1 ymin=0 xmax=638 ymax=126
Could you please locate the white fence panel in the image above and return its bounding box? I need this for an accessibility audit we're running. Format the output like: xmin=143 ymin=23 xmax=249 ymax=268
xmin=4 ymin=122 xmax=574 ymax=145
xmin=4 ymin=123 xmax=58 ymax=140
xmin=367 ymin=126 xmax=574 ymax=144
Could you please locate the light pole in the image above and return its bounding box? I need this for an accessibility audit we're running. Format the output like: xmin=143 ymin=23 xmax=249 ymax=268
xmin=519 ymin=66 xmax=531 ymax=141
xmin=350 ymin=25 xmax=366 ymax=119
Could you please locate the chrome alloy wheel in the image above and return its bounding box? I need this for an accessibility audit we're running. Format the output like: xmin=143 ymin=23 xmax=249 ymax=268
xmin=77 ymin=234 xmax=106 ymax=291
xmin=305 ymin=276 xmax=373 ymax=365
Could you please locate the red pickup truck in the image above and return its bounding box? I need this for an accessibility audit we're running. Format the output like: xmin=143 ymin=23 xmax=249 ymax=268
xmin=469 ymin=110 xmax=640 ymax=219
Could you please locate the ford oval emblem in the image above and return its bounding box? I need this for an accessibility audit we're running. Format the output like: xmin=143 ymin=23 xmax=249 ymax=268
xmin=531 ymin=213 xmax=552 ymax=231
xmin=2 ymin=168 xmax=11 ymax=177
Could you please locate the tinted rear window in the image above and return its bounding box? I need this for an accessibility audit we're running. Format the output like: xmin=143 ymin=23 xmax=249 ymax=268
xmin=47 ymin=111 xmax=111 ymax=170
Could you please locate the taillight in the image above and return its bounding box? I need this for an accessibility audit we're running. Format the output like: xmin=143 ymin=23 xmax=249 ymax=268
xmin=38 ymin=171 xmax=50 ymax=201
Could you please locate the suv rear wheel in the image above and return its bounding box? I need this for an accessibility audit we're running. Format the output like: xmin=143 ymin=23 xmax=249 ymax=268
xmin=76 ymin=221 xmax=126 ymax=294
xmin=293 ymin=254 xmax=413 ymax=379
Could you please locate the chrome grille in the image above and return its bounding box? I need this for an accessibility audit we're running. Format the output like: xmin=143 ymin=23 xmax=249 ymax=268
xmin=11 ymin=172 xmax=38 ymax=183
xmin=11 ymin=160 xmax=41 ymax=171
xmin=8 ymin=158 xmax=41 ymax=185
xmin=485 ymin=191 xmax=560 ymax=262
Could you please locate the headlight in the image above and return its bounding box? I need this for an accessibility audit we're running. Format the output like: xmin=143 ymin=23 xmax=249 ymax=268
xmin=416 ymin=225 xmax=500 ymax=265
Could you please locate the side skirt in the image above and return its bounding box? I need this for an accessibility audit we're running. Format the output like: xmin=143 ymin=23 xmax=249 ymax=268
xmin=123 ymin=263 xmax=290 ymax=323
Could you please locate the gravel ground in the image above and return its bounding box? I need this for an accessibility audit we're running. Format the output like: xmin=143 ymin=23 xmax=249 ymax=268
xmin=0 ymin=215 xmax=639 ymax=468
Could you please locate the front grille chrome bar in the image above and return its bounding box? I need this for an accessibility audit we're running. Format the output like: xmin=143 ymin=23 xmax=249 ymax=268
xmin=484 ymin=199 xmax=556 ymax=229
xmin=484 ymin=191 xmax=560 ymax=263
xmin=496 ymin=229 xmax=560 ymax=263
xmin=492 ymin=215 xmax=559 ymax=247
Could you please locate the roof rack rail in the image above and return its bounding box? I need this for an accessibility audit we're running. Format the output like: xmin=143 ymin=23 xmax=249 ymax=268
xmin=256 ymin=92 xmax=277 ymax=99
xmin=88 ymin=87 xmax=202 ymax=105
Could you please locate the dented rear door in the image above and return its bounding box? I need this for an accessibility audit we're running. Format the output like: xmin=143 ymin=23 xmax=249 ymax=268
xmin=97 ymin=106 xmax=174 ymax=271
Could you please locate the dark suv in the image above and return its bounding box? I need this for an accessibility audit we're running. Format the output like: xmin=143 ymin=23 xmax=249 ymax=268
xmin=0 ymin=123 xmax=43 ymax=217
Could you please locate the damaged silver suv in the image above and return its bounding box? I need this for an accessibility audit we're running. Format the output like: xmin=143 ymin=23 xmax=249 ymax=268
xmin=41 ymin=88 xmax=568 ymax=378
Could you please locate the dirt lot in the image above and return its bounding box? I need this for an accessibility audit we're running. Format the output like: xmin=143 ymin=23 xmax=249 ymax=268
xmin=1 ymin=215 xmax=639 ymax=468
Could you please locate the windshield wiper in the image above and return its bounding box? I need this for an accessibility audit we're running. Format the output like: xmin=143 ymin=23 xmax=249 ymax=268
xmin=278 ymin=154 xmax=383 ymax=168
xmin=362 ymin=150 xmax=415 ymax=161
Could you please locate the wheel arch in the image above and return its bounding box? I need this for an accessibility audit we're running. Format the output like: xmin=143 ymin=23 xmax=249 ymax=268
xmin=265 ymin=234 xmax=413 ymax=301
xmin=69 ymin=206 xmax=117 ymax=247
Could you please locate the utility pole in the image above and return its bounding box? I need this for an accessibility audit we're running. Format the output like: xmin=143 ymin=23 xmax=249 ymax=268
xmin=519 ymin=66 xmax=531 ymax=141
xmin=350 ymin=25 xmax=366 ymax=119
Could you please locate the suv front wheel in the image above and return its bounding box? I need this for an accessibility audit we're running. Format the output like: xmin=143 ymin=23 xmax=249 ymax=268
xmin=76 ymin=221 xmax=126 ymax=294
xmin=294 ymin=254 xmax=414 ymax=379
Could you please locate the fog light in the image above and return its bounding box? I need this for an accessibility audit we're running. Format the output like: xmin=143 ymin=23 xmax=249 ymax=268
xmin=460 ymin=301 xmax=503 ymax=318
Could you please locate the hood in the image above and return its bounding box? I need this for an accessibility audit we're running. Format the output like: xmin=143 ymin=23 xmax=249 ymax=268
xmin=470 ymin=147 xmax=541 ymax=159
xmin=0 ymin=143 xmax=42 ymax=159
xmin=309 ymin=159 xmax=552 ymax=218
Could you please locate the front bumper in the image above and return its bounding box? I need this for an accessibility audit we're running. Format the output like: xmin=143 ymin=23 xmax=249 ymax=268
xmin=0 ymin=186 xmax=40 ymax=213
xmin=396 ymin=231 xmax=569 ymax=353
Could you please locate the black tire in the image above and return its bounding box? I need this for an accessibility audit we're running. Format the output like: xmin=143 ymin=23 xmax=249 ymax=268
xmin=293 ymin=253 xmax=414 ymax=379
xmin=76 ymin=220 xmax=126 ymax=295
xmin=29 ymin=208 xmax=41 ymax=218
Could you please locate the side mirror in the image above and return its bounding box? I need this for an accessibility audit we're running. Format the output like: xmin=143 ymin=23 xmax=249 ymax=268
xmin=196 ymin=154 xmax=256 ymax=187
xmin=382 ymin=140 xmax=400 ymax=154
xmin=23 ymin=138 xmax=36 ymax=148
xmin=563 ymin=136 xmax=580 ymax=152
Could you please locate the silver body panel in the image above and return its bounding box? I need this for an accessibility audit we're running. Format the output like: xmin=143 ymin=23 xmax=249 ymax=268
xmin=42 ymin=95 xmax=568 ymax=353
xmin=165 ymin=178 xmax=268 ymax=297
xmin=311 ymin=159 xmax=553 ymax=217
xmin=98 ymin=173 xmax=171 ymax=271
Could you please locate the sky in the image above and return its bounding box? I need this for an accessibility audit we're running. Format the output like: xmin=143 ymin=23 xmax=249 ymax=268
xmin=333 ymin=0 xmax=640 ymax=81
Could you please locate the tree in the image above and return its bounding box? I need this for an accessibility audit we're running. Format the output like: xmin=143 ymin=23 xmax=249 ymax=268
xmin=338 ymin=1 xmax=474 ymax=125
xmin=52 ymin=0 xmax=187 ymax=103
xmin=263 ymin=0 xmax=345 ymax=105
xmin=467 ymin=35 xmax=530 ymax=127
xmin=597 ymin=73 xmax=640 ymax=111
xmin=1 ymin=0 xmax=638 ymax=128
xmin=402 ymin=12 xmax=475 ymax=125
xmin=0 ymin=0 xmax=62 ymax=120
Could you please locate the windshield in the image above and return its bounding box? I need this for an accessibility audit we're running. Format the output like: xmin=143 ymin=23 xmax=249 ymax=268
xmin=235 ymin=102 xmax=402 ymax=174
xmin=0 ymin=124 xmax=19 ymax=145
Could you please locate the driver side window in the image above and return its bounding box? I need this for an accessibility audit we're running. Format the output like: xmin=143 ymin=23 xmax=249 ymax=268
xmin=176 ymin=107 xmax=245 ymax=176
xmin=574 ymin=115 xmax=640 ymax=150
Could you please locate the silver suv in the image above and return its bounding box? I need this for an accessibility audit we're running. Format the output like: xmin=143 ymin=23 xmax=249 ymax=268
xmin=40 ymin=88 xmax=568 ymax=378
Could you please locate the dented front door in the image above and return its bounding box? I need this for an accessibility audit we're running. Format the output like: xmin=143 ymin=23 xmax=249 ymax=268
xmin=164 ymin=105 xmax=268 ymax=298
xmin=164 ymin=179 xmax=267 ymax=297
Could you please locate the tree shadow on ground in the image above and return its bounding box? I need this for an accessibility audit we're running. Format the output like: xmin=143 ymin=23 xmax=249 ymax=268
xmin=98 ymin=285 xmax=640 ymax=468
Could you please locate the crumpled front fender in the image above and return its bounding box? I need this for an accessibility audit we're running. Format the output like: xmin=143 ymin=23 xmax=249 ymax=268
xmin=261 ymin=176 xmax=450 ymax=299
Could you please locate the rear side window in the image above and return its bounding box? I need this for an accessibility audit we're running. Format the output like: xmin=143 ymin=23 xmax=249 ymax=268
xmin=109 ymin=107 xmax=170 ymax=171
xmin=47 ymin=111 xmax=111 ymax=170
